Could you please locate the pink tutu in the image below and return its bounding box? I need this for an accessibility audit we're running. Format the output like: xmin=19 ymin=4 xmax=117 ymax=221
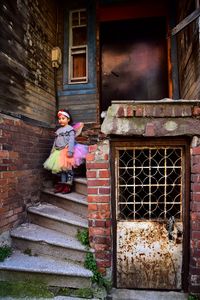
xmin=44 ymin=143 xmax=88 ymax=174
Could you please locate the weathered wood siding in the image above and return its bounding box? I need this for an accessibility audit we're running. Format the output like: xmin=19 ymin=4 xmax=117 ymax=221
xmin=0 ymin=0 xmax=57 ymax=124
xmin=177 ymin=0 xmax=200 ymax=99
xmin=57 ymin=0 xmax=98 ymax=124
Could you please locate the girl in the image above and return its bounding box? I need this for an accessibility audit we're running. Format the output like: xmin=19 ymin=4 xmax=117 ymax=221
xmin=43 ymin=109 xmax=88 ymax=194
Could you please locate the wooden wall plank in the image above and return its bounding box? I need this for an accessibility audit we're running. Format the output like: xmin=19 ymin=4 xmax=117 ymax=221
xmin=0 ymin=0 xmax=57 ymax=125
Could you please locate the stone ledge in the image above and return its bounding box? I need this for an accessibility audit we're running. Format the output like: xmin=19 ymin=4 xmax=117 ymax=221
xmin=101 ymin=101 xmax=200 ymax=136
xmin=107 ymin=100 xmax=200 ymax=118
xmin=102 ymin=116 xmax=200 ymax=136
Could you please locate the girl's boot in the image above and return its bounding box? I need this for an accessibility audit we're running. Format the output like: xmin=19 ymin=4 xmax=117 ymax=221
xmin=54 ymin=183 xmax=65 ymax=193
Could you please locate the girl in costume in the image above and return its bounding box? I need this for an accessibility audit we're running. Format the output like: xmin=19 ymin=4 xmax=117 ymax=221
xmin=43 ymin=110 xmax=88 ymax=194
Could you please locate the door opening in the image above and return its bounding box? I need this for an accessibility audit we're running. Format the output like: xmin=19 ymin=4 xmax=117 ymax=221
xmin=100 ymin=17 xmax=169 ymax=113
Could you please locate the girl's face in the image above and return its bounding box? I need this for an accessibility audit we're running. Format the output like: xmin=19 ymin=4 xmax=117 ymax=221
xmin=58 ymin=115 xmax=70 ymax=127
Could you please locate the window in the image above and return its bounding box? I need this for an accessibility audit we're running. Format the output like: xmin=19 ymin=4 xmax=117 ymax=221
xmin=116 ymin=147 xmax=183 ymax=221
xmin=69 ymin=9 xmax=88 ymax=84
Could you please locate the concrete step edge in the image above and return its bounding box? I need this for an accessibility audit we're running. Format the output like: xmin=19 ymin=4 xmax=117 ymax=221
xmin=42 ymin=189 xmax=88 ymax=206
xmin=27 ymin=203 xmax=88 ymax=229
xmin=74 ymin=177 xmax=87 ymax=185
xmin=0 ymin=251 xmax=92 ymax=278
xmin=11 ymin=223 xmax=90 ymax=252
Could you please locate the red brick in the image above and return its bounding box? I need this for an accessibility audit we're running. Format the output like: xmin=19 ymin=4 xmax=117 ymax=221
xmin=97 ymin=203 xmax=110 ymax=211
xmin=0 ymin=151 xmax=9 ymax=159
xmin=87 ymin=170 xmax=97 ymax=178
xmin=9 ymin=151 xmax=19 ymax=159
xmin=96 ymin=260 xmax=111 ymax=268
xmin=117 ymin=106 xmax=125 ymax=117
xmin=88 ymin=195 xmax=110 ymax=203
xmin=87 ymin=162 xmax=109 ymax=169
xmin=93 ymin=243 xmax=110 ymax=251
xmin=89 ymin=227 xmax=109 ymax=236
xmin=127 ymin=106 xmax=133 ymax=117
xmin=145 ymin=123 xmax=155 ymax=136
xmin=192 ymin=147 xmax=200 ymax=155
xmin=95 ymin=252 xmax=111 ymax=260
xmin=192 ymin=164 xmax=200 ymax=174
xmin=88 ymin=210 xmax=110 ymax=219
xmin=192 ymin=106 xmax=200 ymax=116
xmin=99 ymin=170 xmax=110 ymax=178
xmin=192 ymin=184 xmax=200 ymax=192
xmin=192 ymin=231 xmax=200 ymax=240
xmin=98 ymin=187 xmax=111 ymax=194
xmin=87 ymin=179 xmax=110 ymax=187
xmin=97 ymin=267 xmax=106 ymax=275
xmin=88 ymin=144 xmax=98 ymax=152
xmin=88 ymin=204 xmax=98 ymax=211
xmin=192 ymin=194 xmax=200 ymax=201
xmin=135 ymin=107 xmax=143 ymax=116
xmin=191 ymin=175 xmax=200 ymax=183
xmin=13 ymin=207 xmax=23 ymax=214
xmin=87 ymin=187 xmax=98 ymax=194
xmin=86 ymin=153 xmax=95 ymax=161
xmin=93 ymin=220 xmax=107 ymax=227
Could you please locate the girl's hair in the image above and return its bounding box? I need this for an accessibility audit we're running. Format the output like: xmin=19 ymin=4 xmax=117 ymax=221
xmin=57 ymin=109 xmax=72 ymax=124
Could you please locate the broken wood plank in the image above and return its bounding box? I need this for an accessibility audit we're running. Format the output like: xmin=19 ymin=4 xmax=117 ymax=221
xmin=170 ymin=7 xmax=200 ymax=36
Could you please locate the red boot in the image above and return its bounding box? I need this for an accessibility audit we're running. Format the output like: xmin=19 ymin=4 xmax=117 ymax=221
xmin=54 ymin=183 xmax=65 ymax=193
xmin=62 ymin=184 xmax=71 ymax=194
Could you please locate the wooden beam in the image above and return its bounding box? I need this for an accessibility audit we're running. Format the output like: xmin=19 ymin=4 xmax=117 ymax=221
xmin=170 ymin=7 xmax=200 ymax=36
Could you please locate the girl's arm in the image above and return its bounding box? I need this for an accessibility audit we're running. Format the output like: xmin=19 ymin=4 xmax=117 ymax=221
xmin=67 ymin=129 xmax=75 ymax=157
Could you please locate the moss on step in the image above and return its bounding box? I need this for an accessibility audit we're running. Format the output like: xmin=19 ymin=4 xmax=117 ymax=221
xmin=188 ymin=295 xmax=200 ymax=300
xmin=0 ymin=280 xmax=54 ymax=298
xmin=77 ymin=228 xmax=89 ymax=246
xmin=54 ymin=287 xmax=93 ymax=298
xmin=0 ymin=245 xmax=12 ymax=262
xmin=0 ymin=281 xmax=95 ymax=299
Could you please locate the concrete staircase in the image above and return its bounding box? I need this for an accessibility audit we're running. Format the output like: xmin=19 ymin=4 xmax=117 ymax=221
xmin=0 ymin=178 xmax=93 ymax=289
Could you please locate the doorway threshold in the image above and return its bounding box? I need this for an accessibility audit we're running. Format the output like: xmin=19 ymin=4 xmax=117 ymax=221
xmin=108 ymin=288 xmax=188 ymax=300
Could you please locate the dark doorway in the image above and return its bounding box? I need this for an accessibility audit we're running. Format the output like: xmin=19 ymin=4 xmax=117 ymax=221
xmin=100 ymin=17 xmax=169 ymax=112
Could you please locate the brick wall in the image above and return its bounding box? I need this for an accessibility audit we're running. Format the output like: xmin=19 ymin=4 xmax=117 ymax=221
xmin=88 ymin=102 xmax=200 ymax=293
xmin=190 ymin=136 xmax=200 ymax=292
xmin=86 ymin=141 xmax=112 ymax=275
xmin=0 ymin=114 xmax=53 ymax=235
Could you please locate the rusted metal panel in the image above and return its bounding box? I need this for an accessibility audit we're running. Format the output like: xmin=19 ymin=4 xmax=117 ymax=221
xmin=115 ymin=145 xmax=184 ymax=289
xmin=117 ymin=221 xmax=183 ymax=289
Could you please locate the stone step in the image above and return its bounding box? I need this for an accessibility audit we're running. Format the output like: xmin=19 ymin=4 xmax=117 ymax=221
xmin=74 ymin=177 xmax=87 ymax=196
xmin=11 ymin=223 xmax=90 ymax=263
xmin=0 ymin=250 xmax=92 ymax=288
xmin=28 ymin=203 xmax=88 ymax=238
xmin=41 ymin=189 xmax=88 ymax=218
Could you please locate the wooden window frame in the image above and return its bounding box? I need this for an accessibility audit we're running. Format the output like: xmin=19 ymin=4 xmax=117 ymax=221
xmin=68 ymin=9 xmax=88 ymax=84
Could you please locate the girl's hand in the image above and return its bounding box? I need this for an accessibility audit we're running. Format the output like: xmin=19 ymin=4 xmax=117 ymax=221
xmin=67 ymin=151 xmax=73 ymax=157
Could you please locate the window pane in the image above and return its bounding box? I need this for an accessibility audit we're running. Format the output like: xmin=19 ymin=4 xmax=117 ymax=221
xmin=72 ymin=27 xmax=87 ymax=46
xmin=73 ymin=53 xmax=86 ymax=78
xmin=80 ymin=11 xmax=87 ymax=25
xmin=72 ymin=12 xmax=79 ymax=26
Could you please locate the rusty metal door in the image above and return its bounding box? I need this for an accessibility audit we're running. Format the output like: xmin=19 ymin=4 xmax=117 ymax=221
xmin=114 ymin=142 xmax=188 ymax=290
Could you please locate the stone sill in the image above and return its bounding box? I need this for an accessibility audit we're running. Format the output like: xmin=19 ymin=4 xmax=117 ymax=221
xmin=107 ymin=99 xmax=200 ymax=119
xmin=112 ymin=98 xmax=200 ymax=104
xmin=101 ymin=100 xmax=200 ymax=136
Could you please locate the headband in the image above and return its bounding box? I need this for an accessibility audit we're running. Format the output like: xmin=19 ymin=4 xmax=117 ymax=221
xmin=57 ymin=111 xmax=70 ymax=118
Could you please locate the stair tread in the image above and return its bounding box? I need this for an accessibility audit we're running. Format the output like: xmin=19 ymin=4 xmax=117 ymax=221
xmin=42 ymin=189 xmax=88 ymax=205
xmin=74 ymin=177 xmax=87 ymax=184
xmin=11 ymin=223 xmax=88 ymax=252
xmin=0 ymin=250 xmax=92 ymax=277
xmin=28 ymin=203 xmax=88 ymax=228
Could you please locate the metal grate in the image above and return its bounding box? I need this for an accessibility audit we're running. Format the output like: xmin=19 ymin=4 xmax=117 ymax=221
xmin=116 ymin=147 xmax=183 ymax=221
